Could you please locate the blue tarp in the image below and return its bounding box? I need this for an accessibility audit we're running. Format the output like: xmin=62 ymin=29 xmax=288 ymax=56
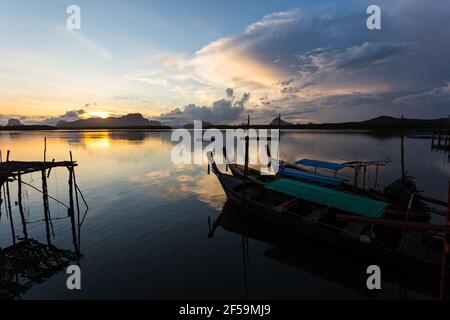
xmin=296 ymin=159 xmax=345 ymax=171
xmin=265 ymin=179 xmax=387 ymax=218
xmin=279 ymin=167 xmax=344 ymax=186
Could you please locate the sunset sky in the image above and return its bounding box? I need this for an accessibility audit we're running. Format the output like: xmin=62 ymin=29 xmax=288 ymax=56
xmin=0 ymin=0 xmax=449 ymax=125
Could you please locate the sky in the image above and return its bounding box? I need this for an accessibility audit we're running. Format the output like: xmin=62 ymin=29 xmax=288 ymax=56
xmin=0 ymin=0 xmax=449 ymax=125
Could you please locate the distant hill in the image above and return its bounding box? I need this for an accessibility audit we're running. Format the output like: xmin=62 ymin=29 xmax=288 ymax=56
xmin=6 ymin=119 xmax=23 ymax=127
xmin=56 ymin=113 xmax=163 ymax=128
xmin=206 ymin=116 xmax=449 ymax=131
xmin=269 ymin=117 xmax=293 ymax=126
xmin=303 ymin=116 xmax=449 ymax=130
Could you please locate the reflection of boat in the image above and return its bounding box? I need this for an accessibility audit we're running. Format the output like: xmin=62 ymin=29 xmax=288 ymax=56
xmin=207 ymin=151 xmax=448 ymax=292
xmin=209 ymin=201 xmax=439 ymax=298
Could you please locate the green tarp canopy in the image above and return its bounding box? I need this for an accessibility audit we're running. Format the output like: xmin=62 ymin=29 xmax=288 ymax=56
xmin=265 ymin=179 xmax=388 ymax=218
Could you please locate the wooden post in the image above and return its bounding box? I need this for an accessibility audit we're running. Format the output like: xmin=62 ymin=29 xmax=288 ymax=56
xmin=440 ymin=181 xmax=450 ymax=300
xmin=353 ymin=165 xmax=360 ymax=189
xmin=242 ymin=115 xmax=250 ymax=202
xmin=0 ymin=183 xmax=3 ymax=222
xmin=438 ymin=132 xmax=442 ymax=147
xmin=375 ymin=164 xmax=380 ymax=190
xmin=68 ymin=162 xmax=79 ymax=254
xmin=6 ymin=181 xmax=16 ymax=245
xmin=44 ymin=137 xmax=47 ymax=162
xmin=6 ymin=150 xmax=10 ymax=162
xmin=17 ymin=173 xmax=28 ymax=239
xmin=41 ymin=170 xmax=52 ymax=246
xmin=71 ymin=152 xmax=82 ymax=253
xmin=401 ymin=115 xmax=405 ymax=186
xmin=432 ymin=130 xmax=436 ymax=148
xmin=363 ymin=165 xmax=367 ymax=190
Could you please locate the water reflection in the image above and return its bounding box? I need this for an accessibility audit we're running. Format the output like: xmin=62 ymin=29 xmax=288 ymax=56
xmin=209 ymin=201 xmax=437 ymax=299
xmin=0 ymin=130 xmax=447 ymax=299
xmin=0 ymin=162 xmax=88 ymax=300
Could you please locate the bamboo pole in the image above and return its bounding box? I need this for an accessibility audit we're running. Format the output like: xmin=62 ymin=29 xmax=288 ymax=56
xmin=336 ymin=214 xmax=447 ymax=232
xmin=17 ymin=173 xmax=28 ymax=239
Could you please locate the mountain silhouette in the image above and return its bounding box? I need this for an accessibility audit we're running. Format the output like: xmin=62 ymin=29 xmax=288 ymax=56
xmin=56 ymin=113 xmax=161 ymax=128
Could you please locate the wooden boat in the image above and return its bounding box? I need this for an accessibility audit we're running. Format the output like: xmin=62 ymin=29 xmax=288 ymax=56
xmin=221 ymin=149 xmax=432 ymax=222
xmin=207 ymin=152 xmax=448 ymax=275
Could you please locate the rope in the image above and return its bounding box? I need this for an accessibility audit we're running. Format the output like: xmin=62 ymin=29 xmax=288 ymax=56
xmin=15 ymin=179 xmax=70 ymax=209
xmin=25 ymin=215 xmax=70 ymax=224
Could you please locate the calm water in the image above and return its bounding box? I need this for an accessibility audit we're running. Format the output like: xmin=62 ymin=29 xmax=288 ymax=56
xmin=0 ymin=130 xmax=449 ymax=299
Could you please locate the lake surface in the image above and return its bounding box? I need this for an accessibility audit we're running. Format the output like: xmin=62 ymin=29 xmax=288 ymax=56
xmin=0 ymin=130 xmax=449 ymax=299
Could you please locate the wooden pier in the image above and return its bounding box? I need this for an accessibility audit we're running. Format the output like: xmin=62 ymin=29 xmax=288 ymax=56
xmin=0 ymin=149 xmax=87 ymax=299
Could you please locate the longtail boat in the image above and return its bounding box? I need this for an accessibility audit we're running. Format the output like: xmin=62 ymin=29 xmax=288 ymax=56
xmin=221 ymin=147 xmax=434 ymax=222
xmin=207 ymin=151 xmax=449 ymax=275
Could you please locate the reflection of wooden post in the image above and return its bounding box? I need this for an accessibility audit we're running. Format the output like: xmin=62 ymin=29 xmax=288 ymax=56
xmin=41 ymin=170 xmax=52 ymax=246
xmin=17 ymin=173 xmax=28 ymax=239
xmin=440 ymin=181 xmax=450 ymax=300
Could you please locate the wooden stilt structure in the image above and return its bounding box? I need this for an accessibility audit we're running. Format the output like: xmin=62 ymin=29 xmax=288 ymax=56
xmin=0 ymin=148 xmax=86 ymax=299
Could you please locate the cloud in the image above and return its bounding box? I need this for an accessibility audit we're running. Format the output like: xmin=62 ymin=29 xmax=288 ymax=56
xmin=38 ymin=109 xmax=86 ymax=125
xmin=0 ymin=109 xmax=87 ymax=126
xmin=279 ymin=42 xmax=417 ymax=94
xmin=62 ymin=28 xmax=113 ymax=60
xmin=126 ymin=0 xmax=450 ymax=123
xmin=158 ymin=89 xmax=249 ymax=124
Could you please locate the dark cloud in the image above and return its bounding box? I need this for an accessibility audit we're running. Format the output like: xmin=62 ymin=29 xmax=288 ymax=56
xmin=0 ymin=109 xmax=87 ymax=126
xmin=206 ymin=0 xmax=450 ymax=122
xmin=158 ymin=89 xmax=249 ymax=125
xmin=39 ymin=109 xmax=86 ymax=126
